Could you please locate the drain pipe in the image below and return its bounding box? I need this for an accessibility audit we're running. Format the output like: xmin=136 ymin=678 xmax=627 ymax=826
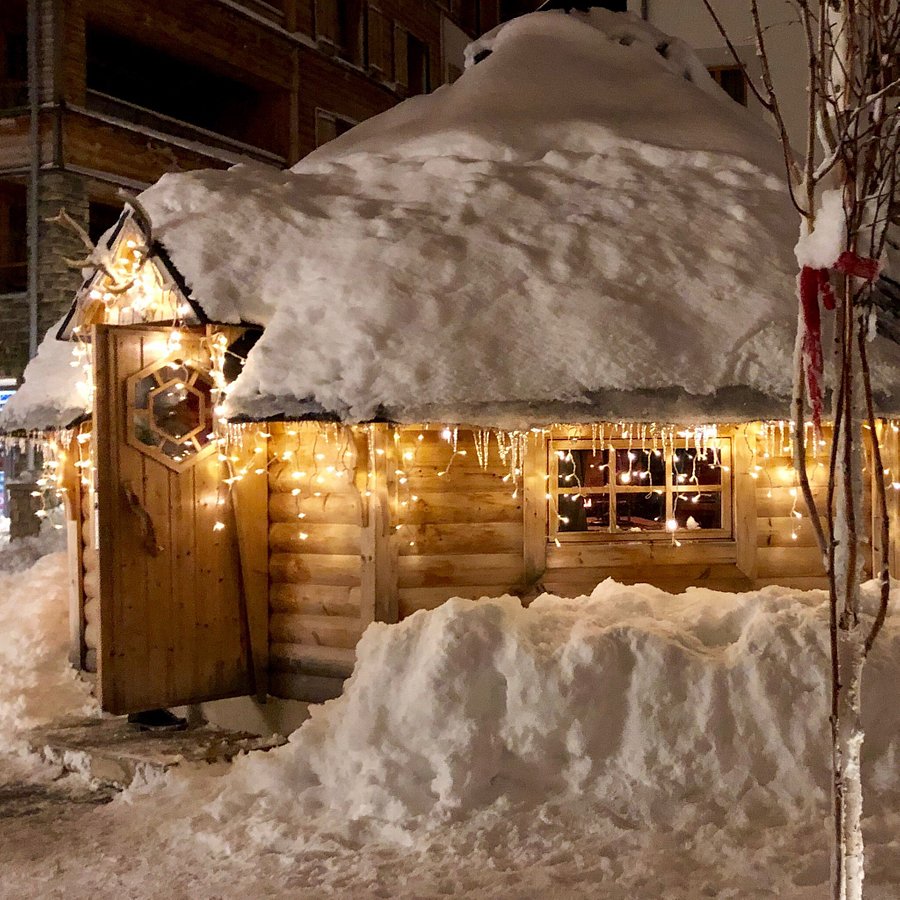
xmin=26 ymin=0 xmax=40 ymax=361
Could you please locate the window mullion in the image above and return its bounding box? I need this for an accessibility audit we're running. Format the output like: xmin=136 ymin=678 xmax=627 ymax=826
xmin=665 ymin=448 xmax=674 ymax=523
xmin=609 ymin=447 xmax=617 ymax=532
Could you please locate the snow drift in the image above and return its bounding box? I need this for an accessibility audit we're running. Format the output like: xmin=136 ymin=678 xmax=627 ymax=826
xmin=0 ymin=551 xmax=97 ymax=750
xmin=142 ymin=581 xmax=899 ymax=892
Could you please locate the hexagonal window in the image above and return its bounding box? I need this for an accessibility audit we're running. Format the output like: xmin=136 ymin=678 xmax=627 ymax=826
xmin=129 ymin=359 xmax=215 ymax=466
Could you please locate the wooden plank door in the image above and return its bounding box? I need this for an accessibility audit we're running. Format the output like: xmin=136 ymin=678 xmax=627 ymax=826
xmin=93 ymin=325 xmax=251 ymax=714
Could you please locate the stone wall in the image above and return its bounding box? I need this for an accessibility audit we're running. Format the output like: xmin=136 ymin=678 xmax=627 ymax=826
xmin=36 ymin=170 xmax=89 ymax=338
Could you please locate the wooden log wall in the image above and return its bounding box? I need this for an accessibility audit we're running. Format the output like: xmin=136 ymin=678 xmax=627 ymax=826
xmin=267 ymin=423 xmax=369 ymax=702
xmin=78 ymin=432 xmax=100 ymax=673
xmin=875 ymin=422 xmax=900 ymax=577
xmin=265 ymin=424 xmax=527 ymax=700
xmin=393 ymin=427 xmax=526 ymax=617
xmin=753 ymin=430 xmax=830 ymax=590
xmin=264 ymin=423 xmax=862 ymax=702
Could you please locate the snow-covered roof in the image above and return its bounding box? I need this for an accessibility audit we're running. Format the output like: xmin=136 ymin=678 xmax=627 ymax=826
xmin=0 ymin=321 xmax=89 ymax=432
xmin=4 ymin=9 xmax=900 ymax=431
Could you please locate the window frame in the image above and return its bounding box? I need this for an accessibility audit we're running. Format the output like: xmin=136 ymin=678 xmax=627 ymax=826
xmin=548 ymin=437 xmax=733 ymax=543
xmin=708 ymin=64 xmax=749 ymax=106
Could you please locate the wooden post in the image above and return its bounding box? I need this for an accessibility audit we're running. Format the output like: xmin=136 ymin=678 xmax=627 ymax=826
xmin=522 ymin=430 xmax=548 ymax=592
xmin=362 ymin=423 xmax=399 ymax=624
xmin=887 ymin=425 xmax=900 ymax=576
xmin=733 ymin=424 xmax=759 ymax=582
xmin=232 ymin=424 xmax=270 ymax=701
xmin=62 ymin=427 xmax=86 ymax=668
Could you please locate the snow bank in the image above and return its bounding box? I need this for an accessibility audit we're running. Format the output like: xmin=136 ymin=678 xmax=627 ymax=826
xmin=143 ymin=580 xmax=898 ymax=875
xmin=0 ymin=320 xmax=88 ymax=432
xmin=0 ymin=551 xmax=97 ymax=750
xmin=127 ymin=10 xmax=900 ymax=427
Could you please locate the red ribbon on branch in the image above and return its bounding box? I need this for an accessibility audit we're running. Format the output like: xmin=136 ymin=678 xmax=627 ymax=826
xmin=798 ymin=251 xmax=882 ymax=434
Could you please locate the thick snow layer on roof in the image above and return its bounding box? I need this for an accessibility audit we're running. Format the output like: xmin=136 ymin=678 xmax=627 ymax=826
xmin=10 ymin=9 xmax=900 ymax=428
xmin=0 ymin=322 xmax=88 ymax=431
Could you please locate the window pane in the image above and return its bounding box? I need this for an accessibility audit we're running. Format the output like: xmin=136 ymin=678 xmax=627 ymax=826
xmin=673 ymin=493 xmax=722 ymax=530
xmin=557 ymin=449 xmax=609 ymax=488
xmin=616 ymin=492 xmax=665 ymax=531
xmin=615 ymin=448 xmax=666 ymax=486
xmin=558 ymin=494 xmax=610 ymax=532
xmin=672 ymin=448 xmax=723 ymax=486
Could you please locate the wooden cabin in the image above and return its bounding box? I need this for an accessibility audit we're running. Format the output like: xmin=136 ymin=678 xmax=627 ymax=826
xmin=6 ymin=207 xmax=897 ymax=715
xmin=3 ymin=10 xmax=900 ymax=721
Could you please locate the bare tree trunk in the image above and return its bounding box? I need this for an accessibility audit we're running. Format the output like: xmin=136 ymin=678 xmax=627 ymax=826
xmin=700 ymin=2 xmax=898 ymax=896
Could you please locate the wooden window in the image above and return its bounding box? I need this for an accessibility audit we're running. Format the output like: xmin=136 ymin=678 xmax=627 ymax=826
xmin=549 ymin=438 xmax=733 ymax=541
xmin=367 ymin=6 xmax=393 ymax=78
xmin=0 ymin=27 xmax=27 ymax=109
xmin=457 ymin=0 xmax=481 ymax=34
xmin=128 ymin=359 xmax=216 ymax=469
xmin=337 ymin=0 xmax=366 ymax=65
xmin=315 ymin=0 xmax=338 ymax=44
xmin=315 ymin=109 xmax=356 ymax=147
xmin=709 ymin=65 xmax=748 ymax=106
xmin=394 ymin=23 xmax=408 ymax=90
xmin=0 ymin=181 xmax=26 ymax=294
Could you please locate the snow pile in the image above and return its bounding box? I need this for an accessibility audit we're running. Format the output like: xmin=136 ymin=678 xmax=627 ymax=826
xmin=123 ymin=9 xmax=900 ymax=427
xmin=144 ymin=581 xmax=898 ymax=878
xmin=0 ymin=319 xmax=88 ymax=431
xmin=0 ymin=551 xmax=97 ymax=750
xmin=0 ymin=523 xmax=65 ymax=573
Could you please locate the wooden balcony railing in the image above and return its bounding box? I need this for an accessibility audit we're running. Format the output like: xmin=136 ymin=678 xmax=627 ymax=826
xmin=84 ymin=89 xmax=286 ymax=165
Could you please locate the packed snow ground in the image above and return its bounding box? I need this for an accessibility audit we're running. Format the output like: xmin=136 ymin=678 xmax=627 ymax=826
xmin=1 ymin=540 xmax=898 ymax=897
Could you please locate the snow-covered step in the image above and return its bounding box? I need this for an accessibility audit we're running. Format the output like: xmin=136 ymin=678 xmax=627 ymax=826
xmin=28 ymin=718 xmax=285 ymax=789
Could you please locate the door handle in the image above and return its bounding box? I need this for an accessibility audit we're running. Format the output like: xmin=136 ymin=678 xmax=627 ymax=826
xmin=122 ymin=481 xmax=164 ymax=557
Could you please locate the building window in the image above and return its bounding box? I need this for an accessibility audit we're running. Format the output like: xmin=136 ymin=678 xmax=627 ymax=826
xmin=0 ymin=7 xmax=27 ymax=110
xmin=549 ymin=438 xmax=732 ymax=540
xmin=709 ymin=65 xmax=748 ymax=106
xmin=337 ymin=0 xmax=366 ymax=66
xmin=315 ymin=110 xmax=356 ymax=147
xmin=0 ymin=181 xmax=26 ymax=294
xmin=407 ymin=33 xmax=429 ymax=95
xmin=89 ymin=201 xmax=121 ymax=245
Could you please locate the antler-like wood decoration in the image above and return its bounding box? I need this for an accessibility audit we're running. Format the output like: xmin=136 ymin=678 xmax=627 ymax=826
xmin=45 ymin=195 xmax=153 ymax=296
